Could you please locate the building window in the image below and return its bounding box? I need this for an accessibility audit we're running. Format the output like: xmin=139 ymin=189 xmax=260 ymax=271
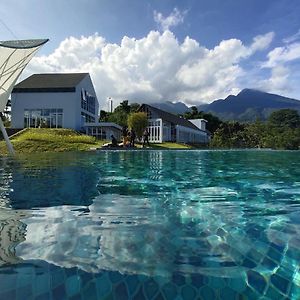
xmin=86 ymin=127 xmax=107 ymax=139
xmin=24 ymin=109 xmax=63 ymax=128
xmin=81 ymin=112 xmax=95 ymax=123
xmin=81 ymin=89 xmax=96 ymax=114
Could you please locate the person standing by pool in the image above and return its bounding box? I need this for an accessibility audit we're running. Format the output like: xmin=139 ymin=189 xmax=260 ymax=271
xmin=129 ymin=129 xmax=136 ymax=147
xmin=142 ymin=128 xmax=150 ymax=148
xmin=122 ymin=126 xmax=128 ymax=147
xmin=111 ymin=134 xmax=118 ymax=147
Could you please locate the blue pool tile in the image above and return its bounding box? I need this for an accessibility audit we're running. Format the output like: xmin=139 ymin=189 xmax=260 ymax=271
xmin=206 ymin=276 xmax=226 ymax=289
xmin=270 ymin=273 xmax=290 ymax=295
xmin=108 ymin=271 xmax=124 ymax=284
xmin=65 ymin=267 xmax=77 ymax=277
xmin=264 ymin=285 xmax=285 ymax=299
xmin=246 ymin=270 xmax=267 ymax=294
xmin=82 ymin=281 xmax=98 ymax=300
xmin=266 ymin=246 xmax=283 ymax=263
xmin=0 ymin=273 xmax=17 ymax=292
xmin=51 ymin=269 xmax=65 ymax=289
xmin=95 ymin=274 xmax=112 ymax=298
xmin=219 ymin=287 xmax=237 ymax=299
xmin=114 ymin=282 xmax=129 ymax=300
xmin=34 ymin=273 xmax=51 ymax=296
xmin=69 ymin=294 xmax=82 ymax=300
xmin=52 ymin=283 xmax=67 ymax=300
xmin=16 ymin=273 xmax=33 ymax=288
xmin=199 ymin=286 xmax=216 ymax=300
xmin=260 ymin=256 xmax=278 ymax=270
xmin=161 ymin=282 xmax=178 ymax=300
xmin=133 ymin=287 xmax=146 ymax=300
xmin=124 ymin=275 xmax=140 ymax=296
xmin=79 ymin=271 xmax=94 ymax=287
xmin=16 ymin=285 xmax=32 ymax=300
xmin=190 ymin=273 xmax=204 ymax=288
xmin=35 ymin=292 xmax=51 ymax=300
xmin=241 ymin=258 xmax=256 ymax=268
xmin=143 ymin=279 xmax=159 ymax=299
xmin=65 ymin=275 xmax=81 ymax=297
xmin=228 ymin=276 xmax=247 ymax=293
xmin=152 ymin=292 xmax=164 ymax=300
xmin=0 ymin=289 xmax=16 ymax=300
xmin=172 ymin=274 xmax=186 ymax=286
xmin=289 ymin=283 xmax=300 ymax=299
xmin=242 ymin=286 xmax=261 ymax=300
xmin=181 ymin=284 xmax=197 ymax=300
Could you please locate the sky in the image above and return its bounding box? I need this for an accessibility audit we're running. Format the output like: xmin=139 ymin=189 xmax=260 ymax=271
xmin=1 ymin=0 xmax=300 ymax=109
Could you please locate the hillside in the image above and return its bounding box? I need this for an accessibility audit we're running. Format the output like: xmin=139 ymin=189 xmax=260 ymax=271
xmin=198 ymin=89 xmax=300 ymax=121
xmin=0 ymin=129 xmax=105 ymax=155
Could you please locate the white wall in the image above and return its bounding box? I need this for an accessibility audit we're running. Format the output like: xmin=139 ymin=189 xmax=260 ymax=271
xmin=11 ymin=74 xmax=99 ymax=130
xmin=189 ymin=119 xmax=207 ymax=131
xmin=11 ymin=92 xmax=77 ymax=129
xmin=176 ymin=125 xmax=208 ymax=143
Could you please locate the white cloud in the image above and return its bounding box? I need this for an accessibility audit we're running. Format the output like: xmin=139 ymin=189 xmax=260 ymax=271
xmin=262 ymin=42 xmax=300 ymax=68
xmin=260 ymin=65 xmax=291 ymax=94
xmin=24 ymin=31 xmax=274 ymax=109
xmin=283 ymin=29 xmax=300 ymax=44
xmin=250 ymin=32 xmax=274 ymax=52
xmin=153 ymin=8 xmax=186 ymax=31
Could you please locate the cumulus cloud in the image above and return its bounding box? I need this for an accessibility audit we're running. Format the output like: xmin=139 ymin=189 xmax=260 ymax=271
xmin=262 ymin=42 xmax=300 ymax=68
xmin=259 ymin=37 xmax=300 ymax=95
xmin=24 ymin=31 xmax=274 ymax=109
xmin=153 ymin=8 xmax=186 ymax=31
xmin=260 ymin=65 xmax=291 ymax=94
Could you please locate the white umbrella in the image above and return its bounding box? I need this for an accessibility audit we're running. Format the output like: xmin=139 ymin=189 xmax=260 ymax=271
xmin=0 ymin=39 xmax=48 ymax=154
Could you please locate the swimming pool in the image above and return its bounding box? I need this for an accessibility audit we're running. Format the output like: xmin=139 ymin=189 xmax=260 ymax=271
xmin=0 ymin=150 xmax=299 ymax=299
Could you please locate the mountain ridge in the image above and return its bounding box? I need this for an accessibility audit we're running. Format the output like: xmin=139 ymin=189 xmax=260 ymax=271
xmin=152 ymin=89 xmax=300 ymax=121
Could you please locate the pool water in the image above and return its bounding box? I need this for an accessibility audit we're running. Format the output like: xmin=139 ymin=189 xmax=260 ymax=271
xmin=0 ymin=150 xmax=299 ymax=299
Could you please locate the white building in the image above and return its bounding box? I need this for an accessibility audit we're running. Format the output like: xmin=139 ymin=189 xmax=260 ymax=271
xmin=11 ymin=73 xmax=121 ymax=139
xmin=139 ymin=104 xmax=210 ymax=143
xmin=11 ymin=73 xmax=98 ymax=130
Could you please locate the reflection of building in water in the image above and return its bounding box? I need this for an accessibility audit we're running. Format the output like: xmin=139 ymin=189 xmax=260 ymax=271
xmin=149 ymin=151 xmax=162 ymax=181
xmin=7 ymin=155 xmax=100 ymax=209
xmin=0 ymin=211 xmax=27 ymax=266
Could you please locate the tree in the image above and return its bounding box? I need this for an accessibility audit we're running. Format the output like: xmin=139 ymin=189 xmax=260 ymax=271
xmin=130 ymin=103 xmax=141 ymax=113
xmin=127 ymin=112 xmax=148 ymax=140
xmin=268 ymin=109 xmax=300 ymax=129
xmin=99 ymin=110 xmax=110 ymax=122
xmin=115 ymin=100 xmax=131 ymax=114
xmin=106 ymin=100 xmax=131 ymax=127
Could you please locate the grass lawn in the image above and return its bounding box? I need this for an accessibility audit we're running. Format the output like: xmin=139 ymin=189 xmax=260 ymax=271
xmin=0 ymin=128 xmax=207 ymax=155
xmin=0 ymin=128 xmax=108 ymax=155
xmin=150 ymin=142 xmax=193 ymax=149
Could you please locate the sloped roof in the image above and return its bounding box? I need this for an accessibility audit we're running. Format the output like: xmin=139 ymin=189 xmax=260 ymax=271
xmin=140 ymin=104 xmax=204 ymax=132
xmin=12 ymin=73 xmax=89 ymax=93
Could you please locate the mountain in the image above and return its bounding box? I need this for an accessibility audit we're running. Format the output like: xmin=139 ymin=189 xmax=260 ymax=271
xmin=198 ymin=89 xmax=300 ymax=121
xmin=151 ymin=101 xmax=190 ymax=114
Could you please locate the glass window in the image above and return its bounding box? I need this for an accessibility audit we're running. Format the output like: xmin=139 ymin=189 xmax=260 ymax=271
xmin=57 ymin=114 xmax=63 ymax=128
xmin=23 ymin=108 xmax=63 ymax=129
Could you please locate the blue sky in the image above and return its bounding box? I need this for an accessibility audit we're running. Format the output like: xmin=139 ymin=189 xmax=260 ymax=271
xmin=1 ymin=0 xmax=300 ymax=108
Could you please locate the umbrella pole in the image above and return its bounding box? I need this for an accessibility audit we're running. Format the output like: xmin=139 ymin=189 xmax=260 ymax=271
xmin=0 ymin=116 xmax=15 ymax=155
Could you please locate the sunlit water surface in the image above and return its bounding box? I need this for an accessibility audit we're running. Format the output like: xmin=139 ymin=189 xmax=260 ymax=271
xmin=0 ymin=150 xmax=300 ymax=299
